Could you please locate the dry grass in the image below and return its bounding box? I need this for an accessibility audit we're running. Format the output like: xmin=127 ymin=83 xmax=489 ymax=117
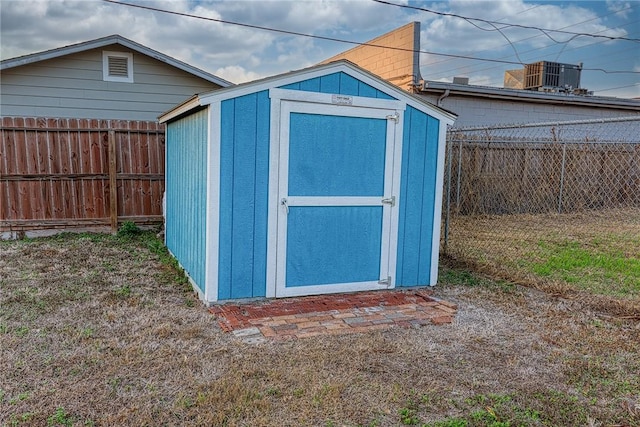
xmin=1 ymin=232 xmax=639 ymax=426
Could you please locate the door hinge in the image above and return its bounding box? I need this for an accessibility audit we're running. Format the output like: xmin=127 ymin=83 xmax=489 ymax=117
xmin=386 ymin=112 xmax=399 ymax=123
xmin=379 ymin=276 xmax=391 ymax=286
xmin=381 ymin=196 xmax=395 ymax=207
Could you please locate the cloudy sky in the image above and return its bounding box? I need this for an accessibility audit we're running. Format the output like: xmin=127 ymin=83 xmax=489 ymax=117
xmin=1 ymin=0 xmax=639 ymax=98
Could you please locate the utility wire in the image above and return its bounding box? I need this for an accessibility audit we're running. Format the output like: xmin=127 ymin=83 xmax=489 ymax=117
xmin=458 ymin=15 xmax=526 ymax=63
xmin=424 ymin=5 xmax=636 ymax=71
xmin=424 ymin=13 xmax=640 ymax=81
xmin=102 ymin=0 xmax=522 ymax=66
xmin=595 ymin=83 xmax=639 ymax=93
xmin=420 ymin=3 xmax=568 ymax=75
xmin=371 ymin=0 xmax=640 ymax=43
xmin=401 ymin=2 xmax=636 ymax=81
xmin=103 ymin=0 xmax=639 ymax=74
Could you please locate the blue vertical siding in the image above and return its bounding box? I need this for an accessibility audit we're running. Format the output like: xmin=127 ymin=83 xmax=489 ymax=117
xmin=253 ymin=91 xmax=270 ymax=298
xmin=281 ymin=72 xmax=395 ymax=99
xmin=218 ymin=91 xmax=270 ymax=299
xmin=299 ymin=77 xmax=321 ymax=92
xmin=396 ymin=106 xmax=440 ymax=286
xmin=166 ymin=108 xmax=208 ymax=292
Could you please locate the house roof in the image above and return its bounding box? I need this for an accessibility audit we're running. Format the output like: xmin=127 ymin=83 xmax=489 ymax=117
xmin=0 ymin=34 xmax=232 ymax=88
xmin=159 ymin=60 xmax=457 ymax=124
xmin=420 ymin=80 xmax=640 ymax=111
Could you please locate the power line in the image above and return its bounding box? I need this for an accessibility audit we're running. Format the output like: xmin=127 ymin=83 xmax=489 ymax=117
xmin=104 ymin=0 xmax=640 ymax=75
xmin=595 ymin=83 xmax=639 ymax=93
xmin=371 ymin=0 xmax=640 ymax=43
xmin=423 ymin=6 xmax=637 ymax=73
xmin=458 ymin=14 xmax=527 ymax=63
xmin=102 ymin=0 xmax=524 ymax=66
xmin=402 ymin=2 xmax=638 ymax=81
xmin=423 ymin=14 xmax=640 ymax=82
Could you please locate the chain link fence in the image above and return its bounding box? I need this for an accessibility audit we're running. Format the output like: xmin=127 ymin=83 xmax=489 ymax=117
xmin=441 ymin=116 xmax=640 ymax=295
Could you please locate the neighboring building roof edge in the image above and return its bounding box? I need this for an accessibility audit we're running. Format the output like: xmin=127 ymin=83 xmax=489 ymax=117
xmin=0 ymin=34 xmax=233 ymax=88
xmin=160 ymin=60 xmax=457 ymax=124
xmin=420 ymin=81 xmax=640 ymax=110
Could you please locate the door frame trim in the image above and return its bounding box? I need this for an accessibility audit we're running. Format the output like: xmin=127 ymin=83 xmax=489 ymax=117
xmin=266 ymin=89 xmax=405 ymax=298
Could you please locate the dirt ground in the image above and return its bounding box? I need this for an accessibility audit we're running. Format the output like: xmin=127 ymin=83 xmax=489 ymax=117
xmin=1 ymin=232 xmax=639 ymax=426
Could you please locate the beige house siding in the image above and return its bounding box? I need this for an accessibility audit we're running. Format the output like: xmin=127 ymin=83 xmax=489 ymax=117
xmin=320 ymin=22 xmax=421 ymax=92
xmin=504 ymin=69 xmax=524 ymax=89
xmin=0 ymin=45 xmax=222 ymax=121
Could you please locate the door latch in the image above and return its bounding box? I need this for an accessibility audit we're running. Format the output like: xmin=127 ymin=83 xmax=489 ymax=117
xmin=281 ymin=198 xmax=289 ymax=214
xmin=386 ymin=112 xmax=399 ymax=123
xmin=381 ymin=196 xmax=395 ymax=207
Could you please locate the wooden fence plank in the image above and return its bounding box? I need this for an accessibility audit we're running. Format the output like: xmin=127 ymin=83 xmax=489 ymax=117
xmin=0 ymin=119 xmax=10 ymax=221
xmin=108 ymin=130 xmax=117 ymax=231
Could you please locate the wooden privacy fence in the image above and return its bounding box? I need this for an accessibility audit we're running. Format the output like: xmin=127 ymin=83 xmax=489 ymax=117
xmin=0 ymin=117 xmax=165 ymax=233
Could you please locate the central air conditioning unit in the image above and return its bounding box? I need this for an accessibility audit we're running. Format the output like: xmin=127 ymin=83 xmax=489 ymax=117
xmin=524 ymin=61 xmax=582 ymax=91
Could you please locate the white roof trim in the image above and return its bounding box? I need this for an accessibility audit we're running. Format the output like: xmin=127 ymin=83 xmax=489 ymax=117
xmin=158 ymin=95 xmax=203 ymax=122
xmin=161 ymin=60 xmax=456 ymax=124
xmin=1 ymin=34 xmax=232 ymax=88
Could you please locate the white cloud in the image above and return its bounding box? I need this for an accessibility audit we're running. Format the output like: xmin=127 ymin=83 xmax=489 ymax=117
xmin=214 ymin=65 xmax=263 ymax=84
xmin=1 ymin=0 xmax=635 ymax=98
xmin=210 ymin=0 xmax=405 ymax=35
xmin=0 ymin=0 xmax=411 ymax=77
xmin=418 ymin=0 xmax=634 ymax=92
xmin=421 ymin=0 xmax=628 ymax=55
xmin=606 ymin=0 xmax=632 ymax=18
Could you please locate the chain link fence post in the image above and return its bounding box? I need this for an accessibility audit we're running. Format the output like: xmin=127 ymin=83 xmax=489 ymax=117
xmin=558 ymin=140 xmax=567 ymax=214
xmin=443 ymin=135 xmax=453 ymax=254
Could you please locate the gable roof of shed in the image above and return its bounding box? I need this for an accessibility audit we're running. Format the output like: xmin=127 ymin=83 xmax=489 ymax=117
xmin=0 ymin=34 xmax=232 ymax=88
xmin=159 ymin=60 xmax=457 ymax=124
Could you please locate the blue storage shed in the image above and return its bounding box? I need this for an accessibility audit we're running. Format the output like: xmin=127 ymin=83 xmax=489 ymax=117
xmin=159 ymin=61 xmax=456 ymax=304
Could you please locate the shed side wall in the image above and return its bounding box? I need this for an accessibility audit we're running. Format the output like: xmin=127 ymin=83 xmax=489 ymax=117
xmin=218 ymin=91 xmax=271 ymax=299
xmin=1 ymin=46 xmax=221 ymax=121
xmin=396 ymin=106 xmax=440 ymax=286
xmin=166 ymin=108 xmax=208 ymax=292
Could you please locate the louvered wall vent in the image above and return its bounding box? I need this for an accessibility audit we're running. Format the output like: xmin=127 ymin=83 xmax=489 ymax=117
xmin=108 ymin=56 xmax=129 ymax=77
xmin=103 ymin=51 xmax=133 ymax=83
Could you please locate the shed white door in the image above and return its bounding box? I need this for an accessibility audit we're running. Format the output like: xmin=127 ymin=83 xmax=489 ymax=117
xmin=275 ymin=100 xmax=401 ymax=297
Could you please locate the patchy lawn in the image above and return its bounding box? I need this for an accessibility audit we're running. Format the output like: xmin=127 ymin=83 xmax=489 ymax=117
xmin=1 ymin=231 xmax=639 ymax=426
xmin=445 ymin=208 xmax=640 ymax=301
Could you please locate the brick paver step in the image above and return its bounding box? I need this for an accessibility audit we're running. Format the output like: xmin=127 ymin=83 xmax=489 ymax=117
xmin=208 ymin=289 xmax=456 ymax=342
